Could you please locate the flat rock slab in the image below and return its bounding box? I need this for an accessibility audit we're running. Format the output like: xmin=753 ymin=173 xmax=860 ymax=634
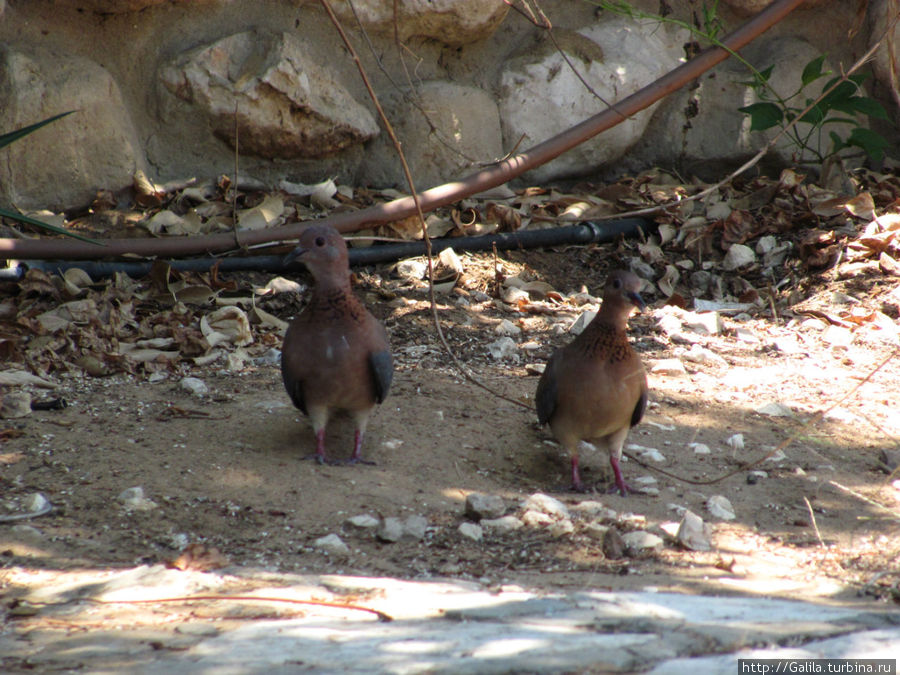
xmin=2 ymin=566 xmax=897 ymax=674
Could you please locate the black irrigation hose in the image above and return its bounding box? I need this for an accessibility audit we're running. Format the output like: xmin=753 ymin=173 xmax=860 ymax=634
xmin=2 ymin=218 xmax=651 ymax=281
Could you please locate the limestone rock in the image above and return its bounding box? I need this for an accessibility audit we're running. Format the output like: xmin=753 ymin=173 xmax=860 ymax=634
xmin=622 ymin=531 xmax=664 ymax=555
xmin=465 ymin=493 xmax=507 ymax=521
xmin=676 ymin=510 xmax=712 ymax=552
xmin=521 ymin=493 xmax=570 ymax=520
xmin=359 ymin=81 xmax=503 ymax=189
xmin=480 ymin=516 xmax=524 ymax=534
xmin=332 ymin=0 xmax=508 ymax=45
xmin=0 ymin=44 xmax=147 ymax=211
xmin=602 ymin=527 xmax=626 ymax=560
xmin=458 ymin=522 xmax=483 ymax=541
xmin=376 ymin=517 xmax=404 ymax=543
xmin=159 ymin=29 xmax=378 ymax=160
xmin=706 ymin=495 xmax=736 ymax=521
xmin=313 ymin=534 xmax=350 ymax=557
xmin=498 ymin=18 xmax=687 ymax=182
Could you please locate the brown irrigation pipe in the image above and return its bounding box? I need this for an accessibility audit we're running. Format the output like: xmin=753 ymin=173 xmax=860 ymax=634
xmin=0 ymin=0 xmax=804 ymax=261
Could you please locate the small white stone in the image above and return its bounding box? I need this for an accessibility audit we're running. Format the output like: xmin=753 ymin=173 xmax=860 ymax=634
xmin=487 ymin=337 xmax=519 ymax=361
xmin=344 ymin=514 xmax=380 ymax=531
xmin=180 ymin=377 xmax=208 ymax=397
xmin=314 ymin=534 xmax=350 ymax=556
xmin=682 ymin=344 xmax=728 ymax=366
xmin=727 ymin=434 xmax=745 ymax=451
xmin=650 ymin=358 xmax=687 ymax=376
xmin=521 ymin=493 xmax=569 ymax=519
xmin=706 ymin=495 xmax=736 ymax=521
xmin=403 ymin=515 xmax=429 ymax=540
xmin=677 ymin=509 xmax=712 ymax=551
xmin=521 ymin=510 xmax=554 ymax=527
xmin=584 ymin=521 xmax=610 ymax=540
xmin=622 ymin=531 xmax=664 ymax=553
xmin=396 ymin=259 xmax=427 ymax=280
xmin=458 ymin=522 xmax=483 ymax=541
xmin=755 ymin=402 xmax=794 ymax=417
xmin=690 ymin=443 xmax=711 ymax=455
xmin=569 ymin=310 xmax=597 ymax=335
xmin=376 ymin=517 xmax=404 ymax=542
xmin=494 ymin=319 xmax=521 ymax=336
xmin=382 ymin=438 xmax=404 ymax=450
xmin=480 ymin=516 xmax=524 ymax=534
xmin=117 ymin=486 xmax=158 ymax=511
xmin=756 ymin=235 xmax=777 ymax=255
xmin=25 ymin=493 xmax=50 ymax=513
xmin=722 ymin=244 xmax=757 ymax=271
xmin=548 ymin=519 xmax=575 ymax=537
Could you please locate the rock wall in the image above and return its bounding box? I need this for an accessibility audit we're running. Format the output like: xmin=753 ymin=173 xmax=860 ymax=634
xmin=0 ymin=0 xmax=895 ymax=211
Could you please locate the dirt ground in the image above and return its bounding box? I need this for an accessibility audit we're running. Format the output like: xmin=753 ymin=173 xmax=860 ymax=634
xmin=2 ymin=239 xmax=899 ymax=609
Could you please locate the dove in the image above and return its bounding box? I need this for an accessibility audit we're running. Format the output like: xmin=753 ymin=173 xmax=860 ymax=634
xmin=281 ymin=225 xmax=393 ymax=464
xmin=535 ymin=269 xmax=648 ymax=494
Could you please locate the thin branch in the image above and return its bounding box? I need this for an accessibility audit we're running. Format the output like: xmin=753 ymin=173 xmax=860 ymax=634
xmin=321 ymin=0 xmax=530 ymax=410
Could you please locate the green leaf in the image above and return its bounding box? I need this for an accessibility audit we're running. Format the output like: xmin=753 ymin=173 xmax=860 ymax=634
xmin=820 ymin=78 xmax=859 ymax=104
xmin=846 ymin=127 xmax=889 ymax=161
xmin=738 ymin=102 xmax=783 ymax=131
xmin=829 ymin=131 xmax=846 ymax=153
xmin=837 ymin=96 xmax=890 ymax=120
xmin=0 ymin=207 xmax=104 ymax=245
xmin=801 ymin=55 xmax=829 ymax=86
xmin=797 ymin=103 xmax=826 ymax=126
xmin=0 ymin=111 xmax=76 ymax=150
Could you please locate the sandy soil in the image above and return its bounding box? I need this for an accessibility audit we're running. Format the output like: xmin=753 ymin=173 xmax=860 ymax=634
xmin=2 ymin=243 xmax=899 ymax=608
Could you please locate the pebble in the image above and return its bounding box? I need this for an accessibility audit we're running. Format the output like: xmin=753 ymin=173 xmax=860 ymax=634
xmin=25 ymin=493 xmax=51 ymax=513
xmin=548 ymin=519 xmax=575 ymax=537
xmin=465 ymin=493 xmax=507 ymax=521
xmin=755 ymin=402 xmax=794 ymax=417
xmin=0 ymin=391 xmax=32 ymax=418
xmin=722 ymin=244 xmax=757 ymax=271
xmin=480 ymin=516 xmax=524 ymax=534
xmin=494 ymin=319 xmax=521 ymax=336
xmin=487 ymin=337 xmax=519 ymax=361
xmin=746 ymin=470 xmax=768 ymax=485
xmin=376 ymin=517 xmax=404 ymax=543
xmin=690 ymin=443 xmax=711 ymax=455
xmin=521 ymin=493 xmax=569 ymax=519
xmin=180 ymin=377 xmax=208 ymax=397
xmin=650 ymin=359 xmax=687 ymax=377
xmin=602 ymin=527 xmax=626 ymax=560
xmin=344 ymin=514 xmax=380 ymax=532
xmin=117 ymin=486 xmax=159 ymax=511
xmin=403 ymin=515 xmax=429 ymax=540
xmin=521 ymin=510 xmax=555 ymax=527
xmin=314 ymin=534 xmax=350 ymax=557
xmin=706 ymin=495 xmax=736 ymax=521
xmin=252 ymin=348 xmax=281 ymax=367
xmin=622 ymin=531 xmax=664 ymax=554
xmin=570 ymin=311 xmax=598 ymax=335
xmin=584 ymin=521 xmax=610 ymax=540
xmin=676 ymin=510 xmax=712 ymax=551
xmin=727 ymin=434 xmax=744 ymax=451
xmin=681 ymin=344 xmax=727 ymax=365
xmin=458 ymin=522 xmax=483 ymax=541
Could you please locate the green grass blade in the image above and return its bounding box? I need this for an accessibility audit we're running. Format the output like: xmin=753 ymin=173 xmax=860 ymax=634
xmin=0 ymin=207 xmax=104 ymax=245
xmin=0 ymin=111 xmax=77 ymax=150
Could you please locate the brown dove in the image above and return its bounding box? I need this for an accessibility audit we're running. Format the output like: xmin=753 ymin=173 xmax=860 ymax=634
xmin=535 ymin=269 xmax=648 ymax=495
xmin=281 ymin=224 xmax=393 ymax=465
